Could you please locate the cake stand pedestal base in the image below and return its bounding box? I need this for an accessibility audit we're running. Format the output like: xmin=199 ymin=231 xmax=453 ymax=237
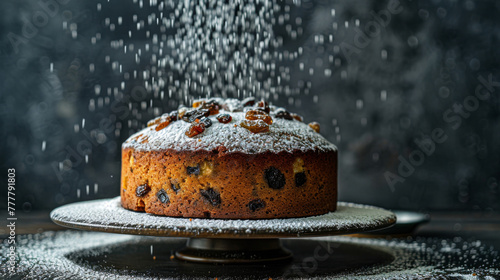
xmin=175 ymin=238 xmax=292 ymax=263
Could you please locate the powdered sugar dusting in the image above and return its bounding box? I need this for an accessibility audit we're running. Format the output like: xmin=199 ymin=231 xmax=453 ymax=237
xmin=2 ymin=231 xmax=498 ymax=279
xmin=50 ymin=197 xmax=394 ymax=237
xmin=123 ymin=110 xmax=337 ymax=154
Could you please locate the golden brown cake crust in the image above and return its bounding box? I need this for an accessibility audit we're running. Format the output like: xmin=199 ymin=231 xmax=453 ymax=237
xmin=121 ymin=148 xmax=337 ymax=219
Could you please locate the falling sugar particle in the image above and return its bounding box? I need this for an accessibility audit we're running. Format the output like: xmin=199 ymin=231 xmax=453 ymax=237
xmin=86 ymin=185 xmax=90 ymax=195
xmin=95 ymin=85 xmax=101 ymax=95
xmin=82 ymin=119 xmax=86 ymax=129
xmin=85 ymin=155 xmax=89 ymax=163
xmin=356 ymin=99 xmax=363 ymax=109
xmin=335 ymin=58 xmax=341 ymax=66
xmin=381 ymin=90 xmax=387 ymax=101
xmin=408 ymin=36 xmax=419 ymax=47
xmin=341 ymin=70 xmax=347 ymax=79
xmin=42 ymin=141 xmax=46 ymax=151
xmin=150 ymin=245 xmax=154 ymax=255
xmin=361 ymin=117 xmax=367 ymax=126
xmin=97 ymin=0 xmax=317 ymax=101
xmin=94 ymin=183 xmax=98 ymax=194
xmin=381 ymin=49 xmax=388 ymax=60
xmin=76 ymin=189 xmax=81 ymax=198
xmin=50 ymin=63 xmax=54 ymax=72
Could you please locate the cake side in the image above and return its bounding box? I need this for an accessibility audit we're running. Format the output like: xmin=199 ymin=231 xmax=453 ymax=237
xmin=121 ymin=147 xmax=337 ymax=219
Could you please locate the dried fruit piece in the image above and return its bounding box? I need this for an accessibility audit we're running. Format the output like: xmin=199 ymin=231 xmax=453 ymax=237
xmin=192 ymin=100 xmax=203 ymax=108
xmin=157 ymin=189 xmax=170 ymax=204
xmin=168 ymin=111 xmax=179 ymax=121
xmin=192 ymin=99 xmax=220 ymax=115
xmin=147 ymin=117 xmax=162 ymax=127
xmin=291 ymin=113 xmax=303 ymax=122
xmin=187 ymin=165 xmax=200 ymax=175
xmin=137 ymin=199 xmax=145 ymax=210
xmin=295 ymin=172 xmax=307 ymax=187
xmin=182 ymin=108 xmax=210 ymax=123
xmin=136 ymin=184 xmax=150 ymax=197
xmin=240 ymin=119 xmax=270 ymax=133
xmin=245 ymin=110 xmax=273 ymax=125
xmin=199 ymin=117 xmax=212 ymax=128
xmin=293 ymin=157 xmax=305 ymax=173
xmin=241 ymin=97 xmax=256 ymax=107
xmin=203 ymin=101 xmax=220 ymax=115
xmin=149 ymin=111 xmax=178 ymax=129
xmin=216 ymin=114 xmax=232 ymax=123
xmin=200 ymin=161 xmax=214 ymax=176
xmin=178 ymin=107 xmax=188 ymax=119
xmin=171 ymin=183 xmax=180 ymax=193
xmin=155 ymin=120 xmax=171 ymax=131
xmin=308 ymin=122 xmax=320 ymax=133
xmin=248 ymin=199 xmax=266 ymax=211
xmin=274 ymin=109 xmax=293 ymax=120
xmin=200 ymin=188 xmax=221 ymax=206
xmin=255 ymin=100 xmax=270 ymax=114
xmin=264 ymin=167 xmax=286 ymax=189
xmin=185 ymin=122 xmax=206 ymax=137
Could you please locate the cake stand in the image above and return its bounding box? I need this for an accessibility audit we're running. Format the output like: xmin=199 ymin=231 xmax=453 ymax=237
xmin=50 ymin=197 xmax=396 ymax=264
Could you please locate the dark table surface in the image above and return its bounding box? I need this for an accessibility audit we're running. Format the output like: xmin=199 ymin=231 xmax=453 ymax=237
xmin=1 ymin=208 xmax=499 ymax=279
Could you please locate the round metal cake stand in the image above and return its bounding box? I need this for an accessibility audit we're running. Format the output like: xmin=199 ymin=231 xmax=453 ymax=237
xmin=50 ymin=197 xmax=396 ymax=264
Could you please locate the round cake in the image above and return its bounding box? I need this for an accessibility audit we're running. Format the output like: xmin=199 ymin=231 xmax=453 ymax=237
xmin=121 ymin=98 xmax=338 ymax=219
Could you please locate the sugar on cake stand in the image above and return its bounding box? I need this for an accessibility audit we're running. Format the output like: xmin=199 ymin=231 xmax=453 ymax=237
xmin=50 ymin=197 xmax=396 ymax=264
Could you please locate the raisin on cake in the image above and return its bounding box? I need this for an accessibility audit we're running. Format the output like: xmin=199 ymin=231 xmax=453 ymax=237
xmin=121 ymin=98 xmax=337 ymax=219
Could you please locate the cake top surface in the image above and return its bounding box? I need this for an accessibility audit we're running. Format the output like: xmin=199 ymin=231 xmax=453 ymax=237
xmin=123 ymin=98 xmax=337 ymax=154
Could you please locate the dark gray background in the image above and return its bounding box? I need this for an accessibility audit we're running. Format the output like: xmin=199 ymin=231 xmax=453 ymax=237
xmin=0 ymin=0 xmax=499 ymax=213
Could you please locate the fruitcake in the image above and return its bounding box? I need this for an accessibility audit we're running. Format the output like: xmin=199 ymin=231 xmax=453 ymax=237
xmin=121 ymin=98 xmax=338 ymax=219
